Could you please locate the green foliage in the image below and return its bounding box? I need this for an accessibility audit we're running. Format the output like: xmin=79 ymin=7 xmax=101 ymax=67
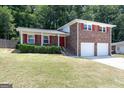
xmin=0 ymin=5 xmax=124 ymax=42
xmin=8 ymin=5 xmax=37 ymax=28
xmin=34 ymin=5 xmax=86 ymax=29
xmin=0 ymin=6 xmax=15 ymax=39
xmin=17 ymin=44 xmax=61 ymax=54
xmin=113 ymin=14 xmax=124 ymax=42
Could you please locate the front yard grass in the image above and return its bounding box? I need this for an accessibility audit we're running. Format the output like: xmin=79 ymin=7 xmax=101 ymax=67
xmin=112 ymin=54 xmax=124 ymax=58
xmin=0 ymin=49 xmax=124 ymax=87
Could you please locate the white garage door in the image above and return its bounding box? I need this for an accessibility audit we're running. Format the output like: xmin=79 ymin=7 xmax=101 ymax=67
xmin=81 ymin=43 xmax=94 ymax=56
xmin=97 ymin=43 xmax=109 ymax=56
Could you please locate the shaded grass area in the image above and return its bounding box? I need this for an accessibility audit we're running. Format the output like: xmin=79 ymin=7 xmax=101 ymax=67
xmin=0 ymin=49 xmax=124 ymax=87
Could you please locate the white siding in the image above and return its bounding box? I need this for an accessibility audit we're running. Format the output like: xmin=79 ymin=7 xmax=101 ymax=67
xmin=116 ymin=45 xmax=124 ymax=54
xmin=63 ymin=26 xmax=70 ymax=32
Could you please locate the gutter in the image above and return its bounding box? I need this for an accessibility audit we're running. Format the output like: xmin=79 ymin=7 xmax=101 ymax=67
xmin=77 ymin=23 xmax=79 ymax=56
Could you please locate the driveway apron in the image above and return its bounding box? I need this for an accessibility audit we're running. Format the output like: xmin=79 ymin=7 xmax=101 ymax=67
xmin=86 ymin=56 xmax=124 ymax=70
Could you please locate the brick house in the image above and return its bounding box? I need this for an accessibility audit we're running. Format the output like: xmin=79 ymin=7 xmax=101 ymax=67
xmin=16 ymin=19 xmax=116 ymax=56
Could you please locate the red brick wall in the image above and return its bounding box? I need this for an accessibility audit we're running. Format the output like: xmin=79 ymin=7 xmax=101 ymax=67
xmin=78 ymin=23 xmax=111 ymax=56
xmin=66 ymin=23 xmax=77 ymax=55
xmin=67 ymin=23 xmax=111 ymax=56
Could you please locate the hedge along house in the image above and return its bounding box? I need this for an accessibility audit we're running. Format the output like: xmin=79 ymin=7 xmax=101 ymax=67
xmin=16 ymin=19 xmax=116 ymax=57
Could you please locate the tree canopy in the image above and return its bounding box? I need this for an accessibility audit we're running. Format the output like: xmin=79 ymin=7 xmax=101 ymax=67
xmin=0 ymin=6 xmax=15 ymax=39
xmin=0 ymin=5 xmax=124 ymax=42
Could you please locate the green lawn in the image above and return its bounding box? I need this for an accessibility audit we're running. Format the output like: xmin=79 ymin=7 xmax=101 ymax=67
xmin=113 ymin=54 xmax=124 ymax=58
xmin=0 ymin=49 xmax=124 ymax=88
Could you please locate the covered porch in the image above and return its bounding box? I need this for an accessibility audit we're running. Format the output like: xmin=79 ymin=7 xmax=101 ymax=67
xmin=16 ymin=27 xmax=69 ymax=47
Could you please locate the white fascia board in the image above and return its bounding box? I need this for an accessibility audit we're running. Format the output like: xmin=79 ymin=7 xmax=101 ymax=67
xmin=57 ymin=19 xmax=116 ymax=30
xmin=16 ymin=27 xmax=69 ymax=35
xmin=77 ymin=19 xmax=116 ymax=28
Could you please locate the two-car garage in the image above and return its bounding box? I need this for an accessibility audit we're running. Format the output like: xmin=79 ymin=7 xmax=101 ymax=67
xmin=81 ymin=42 xmax=109 ymax=57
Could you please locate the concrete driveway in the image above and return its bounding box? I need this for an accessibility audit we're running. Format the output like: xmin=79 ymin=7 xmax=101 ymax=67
xmin=86 ymin=56 xmax=124 ymax=70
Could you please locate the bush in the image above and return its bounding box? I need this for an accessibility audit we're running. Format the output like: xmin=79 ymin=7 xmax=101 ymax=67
xmin=17 ymin=44 xmax=61 ymax=54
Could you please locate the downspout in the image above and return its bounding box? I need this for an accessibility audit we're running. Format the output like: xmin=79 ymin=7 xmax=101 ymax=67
xmin=110 ymin=28 xmax=112 ymax=56
xmin=77 ymin=23 xmax=79 ymax=56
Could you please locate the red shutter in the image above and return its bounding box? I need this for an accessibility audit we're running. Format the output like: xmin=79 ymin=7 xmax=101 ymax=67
xmin=81 ymin=23 xmax=84 ymax=31
xmin=35 ymin=35 xmax=41 ymax=45
xmin=107 ymin=27 xmax=110 ymax=32
xmin=92 ymin=24 xmax=95 ymax=31
xmin=97 ymin=25 xmax=100 ymax=32
xmin=23 ymin=34 xmax=27 ymax=44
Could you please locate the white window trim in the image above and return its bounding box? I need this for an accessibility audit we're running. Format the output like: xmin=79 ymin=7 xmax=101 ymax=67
xmin=43 ymin=35 xmax=50 ymax=44
xmin=84 ymin=23 xmax=92 ymax=31
xmin=102 ymin=27 xmax=106 ymax=32
xmin=99 ymin=26 xmax=106 ymax=33
xmin=27 ymin=34 xmax=35 ymax=44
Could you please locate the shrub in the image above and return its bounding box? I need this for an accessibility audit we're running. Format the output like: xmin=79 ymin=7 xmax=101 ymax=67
xmin=17 ymin=44 xmax=61 ymax=54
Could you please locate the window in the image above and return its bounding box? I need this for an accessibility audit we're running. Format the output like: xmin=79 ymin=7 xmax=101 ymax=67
xmin=99 ymin=26 xmax=106 ymax=32
xmin=28 ymin=35 xmax=34 ymax=44
xmin=43 ymin=36 xmax=49 ymax=44
xmin=84 ymin=24 xmax=92 ymax=31
xmin=88 ymin=25 xmax=92 ymax=30
xmin=103 ymin=27 xmax=106 ymax=32
xmin=84 ymin=24 xmax=87 ymax=30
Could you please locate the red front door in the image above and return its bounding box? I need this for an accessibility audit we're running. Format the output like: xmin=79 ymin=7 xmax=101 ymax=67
xmin=60 ymin=37 xmax=64 ymax=47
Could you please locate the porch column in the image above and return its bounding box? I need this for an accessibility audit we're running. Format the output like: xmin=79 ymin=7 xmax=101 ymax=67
xmin=20 ymin=31 xmax=23 ymax=44
xmin=57 ymin=34 xmax=60 ymax=47
xmin=41 ymin=33 xmax=43 ymax=46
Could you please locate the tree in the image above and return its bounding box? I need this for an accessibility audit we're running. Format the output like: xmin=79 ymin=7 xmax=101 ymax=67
xmin=8 ymin=5 xmax=37 ymax=28
xmin=0 ymin=6 xmax=15 ymax=39
xmin=113 ymin=14 xmax=124 ymax=42
xmin=0 ymin=5 xmax=123 ymax=42
xmin=34 ymin=5 xmax=86 ymax=29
